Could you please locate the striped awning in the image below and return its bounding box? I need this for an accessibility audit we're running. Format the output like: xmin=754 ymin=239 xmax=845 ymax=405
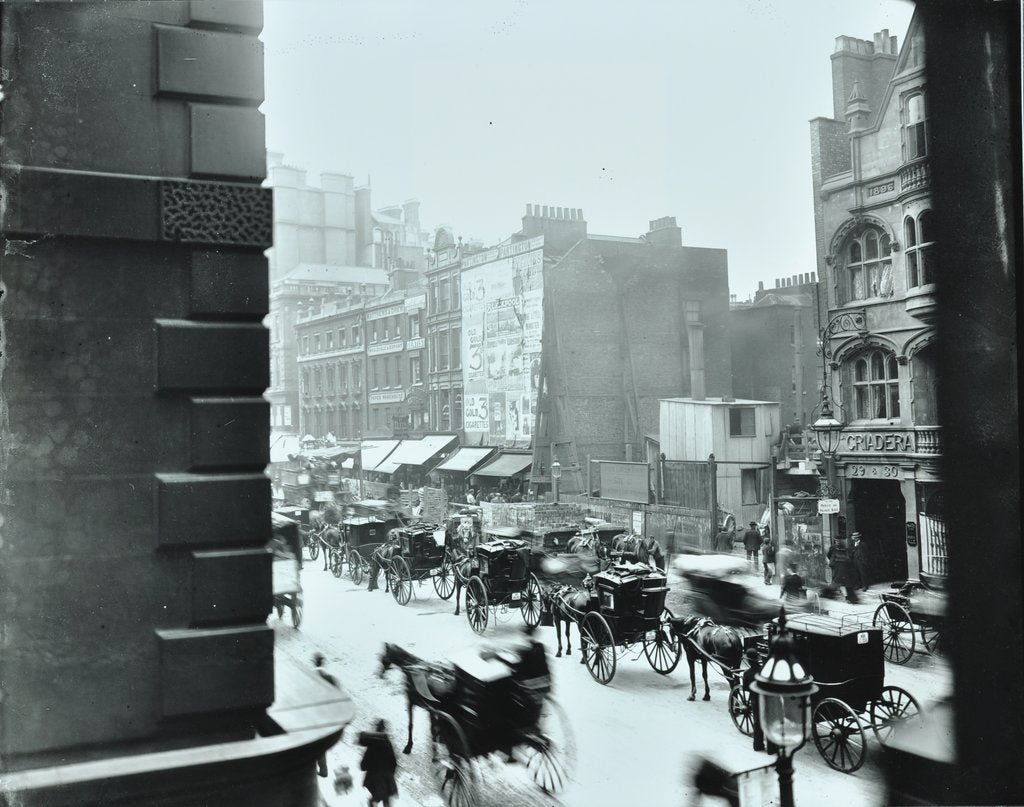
xmin=472 ymin=452 xmax=533 ymax=478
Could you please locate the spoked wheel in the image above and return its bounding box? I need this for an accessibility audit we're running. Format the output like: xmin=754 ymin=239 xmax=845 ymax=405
xmin=391 ymin=556 xmax=413 ymax=606
xmin=873 ymin=601 xmax=915 ymax=664
xmin=330 ymin=549 xmax=344 ymax=578
xmin=643 ymin=608 xmax=682 ymax=674
xmin=434 ymin=554 xmax=456 ymax=600
xmin=521 ymin=699 xmax=576 ymax=795
xmin=465 ymin=576 xmax=488 ymax=634
xmin=309 ymin=539 xmax=320 ymax=562
xmin=520 ymin=573 xmax=544 ymax=628
xmin=728 ymin=685 xmax=755 ymax=736
xmin=812 ymin=698 xmax=867 ymax=773
xmin=349 ymin=550 xmax=364 ymax=586
xmin=431 ymin=711 xmax=477 ymax=807
xmin=869 ymin=685 xmax=922 ymax=744
xmin=290 ymin=597 xmax=303 ymax=629
xmin=581 ymin=612 xmax=616 ymax=685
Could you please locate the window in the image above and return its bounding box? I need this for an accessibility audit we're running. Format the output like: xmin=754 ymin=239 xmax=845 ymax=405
xmin=729 ymin=407 xmax=756 ymax=437
xmin=905 ymin=211 xmax=935 ymax=288
xmin=314 ymin=368 xmax=323 ymax=393
xmin=440 ymin=388 xmax=451 ymax=430
xmin=438 ymin=329 xmax=450 ymax=369
xmin=372 ymin=359 xmax=380 ymax=390
xmin=843 ymin=229 xmax=893 ymax=302
xmin=451 ymin=327 xmax=461 ymax=369
xmin=409 ymin=315 xmax=420 ymax=338
xmin=301 ymin=370 xmax=309 ymax=395
xmin=684 ymin=300 xmax=702 ymax=323
xmin=451 ymin=275 xmax=461 ymax=310
xmin=371 ymin=321 xmax=378 ymax=342
xmin=410 ymin=356 xmax=422 ymax=385
xmin=741 ymin=469 xmax=761 ymax=505
xmin=314 ymin=334 xmax=321 ymax=353
xmin=383 ymin=358 xmax=390 ymax=388
xmin=339 ymin=328 xmax=347 ymax=347
xmin=352 ymin=325 xmax=360 ymax=345
xmin=326 ymin=331 xmax=334 ymax=350
xmin=383 ymin=318 xmax=389 ymax=340
xmin=339 ymin=363 xmax=348 ymax=390
xmin=394 ymin=356 xmax=402 ymax=387
xmin=453 ymin=392 xmax=463 ymax=430
xmin=327 ymin=366 xmax=335 ymax=392
xmin=851 ymin=349 xmax=900 ymax=420
xmin=395 ymin=315 xmax=401 ymax=339
xmin=439 ymin=279 xmax=450 ymax=313
xmin=302 ymin=336 xmax=309 ymax=355
xmin=905 ymin=92 xmax=927 ymax=161
xmin=912 ymin=344 xmax=938 ymax=426
xmin=429 ymin=280 xmax=438 ymax=314
xmin=353 ymin=361 xmax=362 ymax=390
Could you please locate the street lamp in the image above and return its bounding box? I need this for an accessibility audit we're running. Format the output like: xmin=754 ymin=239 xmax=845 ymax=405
xmin=551 ymin=459 xmax=561 ymax=504
xmin=751 ymin=610 xmax=818 ymax=807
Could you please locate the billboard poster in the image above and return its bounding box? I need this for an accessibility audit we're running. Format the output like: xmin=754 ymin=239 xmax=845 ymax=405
xmin=600 ymin=461 xmax=650 ymax=504
xmin=464 ymin=394 xmax=489 ymax=432
xmin=461 ymin=237 xmax=544 ymax=445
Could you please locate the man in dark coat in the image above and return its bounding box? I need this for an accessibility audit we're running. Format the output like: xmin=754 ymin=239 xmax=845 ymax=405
xmin=850 ymin=532 xmax=870 ymax=591
xmin=638 ymin=535 xmax=666 ymax=571
xmin=827 ymin=538 xmax=859 ymax=603
xmin=715 ymin=527 xmax=736 ymax=554
xmin=743 ymin=522 xmax=761 ymax=571
xmin=359 ymin=719 xmax=398 ymax=806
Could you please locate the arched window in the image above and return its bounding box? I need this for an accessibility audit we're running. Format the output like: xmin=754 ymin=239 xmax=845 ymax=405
xmin=843 ymin=229 xmax=893 ymax=302
xmin=905 ymin=92 xmax=927 ymax=160
xmin=850 ymin=349 xmax=900 ymax=420
xmin=912 ymin=343 xmax=938 ymax=425
xmin=906 ymin=211 xmax=935 ymax=288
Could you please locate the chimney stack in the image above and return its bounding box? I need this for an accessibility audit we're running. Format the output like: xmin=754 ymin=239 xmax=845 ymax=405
xmin=645 ymin=215 xmax=682 ymax=246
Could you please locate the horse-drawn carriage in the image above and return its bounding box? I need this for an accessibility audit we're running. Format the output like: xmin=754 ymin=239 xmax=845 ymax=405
xmin=730 ymin=612 xmax=922 ymax=773
xmin=550 ymin=561 xmax=681 ymax=684
xmin=379 ymin=640 xmax=575 ymax=807
xmin=387 ymin=523 xmax=458 ymax=606
xmin=270 ymin=512 xmax=303 ymax=628
xmin=462 ymin=535 xmax=545 ymax=634
xmin=872 ymin=570 xmax=947 ymax=664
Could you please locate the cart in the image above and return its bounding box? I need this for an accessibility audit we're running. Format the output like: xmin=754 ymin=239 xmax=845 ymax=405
xmin=871 ymin=571 xmax=947 ymax=664
xmin=730 ymin=612 xmax=922 ymax=773
xmin=388 ymin=523 xmax=458 ymax=605
xmin=271 ymin=512 xmax=303 ymax=628
xmin=426 ymin=647 xmax=575 ymax=807
xmin=341 ymin=515 xmax=402 ymax=586
xmin=462 ymin=537 xmax=545 ymax=634
xmin=558 ymin=561 xmax=681 ymax=685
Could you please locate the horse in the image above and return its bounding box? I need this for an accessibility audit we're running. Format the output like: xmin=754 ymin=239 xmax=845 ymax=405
xmin=671 ymin=614 xmax=743 ymax=702
xmin=377 ymin=642 xmax=455 ymax=756
xmin=450 ymin=548 xmax=475 ymax=616
xmin=541 ymin=583 xmax=595 ymax=660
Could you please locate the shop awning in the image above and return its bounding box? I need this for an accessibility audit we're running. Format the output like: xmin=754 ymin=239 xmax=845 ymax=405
xmin=269 ymin=433 xmax=303 ymax=464
xmin=373 ymin=458 xmax=402 ymax=475
xmin=472 ymin=451 xmax=533 ymax=478
xmin=361 ymin=440 xmax=399 ymax=471
xmin=382 ymin=434 xmax=458 ymax=469
xmin=305 ymin=444 xmax=359 ymax=461
xmin=433 ymin=447 xmax=496 ymax=473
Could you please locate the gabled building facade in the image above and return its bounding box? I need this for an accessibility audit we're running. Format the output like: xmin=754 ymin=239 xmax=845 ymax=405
xmin=810 ymin=15 xmax=942 ymax=581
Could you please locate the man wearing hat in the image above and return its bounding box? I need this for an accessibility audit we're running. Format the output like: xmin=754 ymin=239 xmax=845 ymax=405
xmin=742 ymin=521 xmax=761 ymax=572
xmin=850 ymin=532 xmax=870 ymax=592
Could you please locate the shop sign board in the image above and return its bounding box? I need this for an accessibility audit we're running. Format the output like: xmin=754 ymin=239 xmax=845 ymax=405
xmin=818 ymin=498 xmax=840 ymax=514
xmin=631 ymin=510 xmax=644 ymax=536
xmin=846 ymin=464 xmax=901 ymax=479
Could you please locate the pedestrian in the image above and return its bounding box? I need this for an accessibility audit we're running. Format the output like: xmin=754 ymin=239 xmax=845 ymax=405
xmin=850 ymin=532 xmax=870 ymax=591
xmin=741 ymin=648 xmax=776 ymax=755
xmin=715 ymin=526 xmax=735 ymax=554
xmin=466 ymin=488 xmax=477 ymax=505
xmin=313 ymin=653 xmax=340 ymax=778
xmin=638 ymin=534 xmax=666 ymax=571
xmin=761 ymin=535 xmax=776 ymax=585
xmin=359 ymin=719 xmax=398 ymax=807
xmin=743 ymin=522 xmax=761 ymax=571
xmin=780 ymin=563 xmax=806 ymax=604
xmin=367 ymin=531 xmax=399 ymax=592
xmin=826 ymin=537 xmax=859 ymax=603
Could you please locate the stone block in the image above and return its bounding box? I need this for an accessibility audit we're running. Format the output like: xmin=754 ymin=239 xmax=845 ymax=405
xmin=155 ymin=25 xmax=264 ymax=103
xmin=156 ymin=626 xmax=274 ymax=717
xmin=190 ymin=548 xmax=272 ymax=625
xmin=156 ymin=473 xmax=271 ymax=548
xmin=190 ymin=250 xmax=269 ymax=318
xmin=155 ymin=320 xmax=268 ymax=392
xmin=189 ymin=104 xmax=266 ymax=179
xmin=190 ymin=397 xmax=270 ymax=469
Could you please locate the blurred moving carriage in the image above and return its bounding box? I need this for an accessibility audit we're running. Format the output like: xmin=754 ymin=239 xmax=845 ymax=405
xmin=462 ymin=531 xmax=545 ymax=634
xmin=730 ymin=612 xmax=922 ymax=773
xmin=388 ymin=522 xmax=459 ymax=606
xmin=872 ymin=570 xmax=948 ymax=664
xmin=270 ymin=511 xmax=304 ymax=628
xmin=553 ymin=561 xmax=681 ymax=684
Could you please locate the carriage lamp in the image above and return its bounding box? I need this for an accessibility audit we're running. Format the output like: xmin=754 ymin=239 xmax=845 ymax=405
xmin=751 ymin=610 xmax=818 ymax=807
xmin=810 ymin=395 xmax=845 ymax=458
xmin=551 ymin=459 xmax=562 ymax=504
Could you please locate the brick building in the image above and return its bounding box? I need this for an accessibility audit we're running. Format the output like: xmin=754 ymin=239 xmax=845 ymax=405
xmin=522 ymin=208 xmax=733 ymax=495
xmin=809 ymin=14 xmax=942 ymax=581
xmin=424 ymin=227 xmax=470 ymax=436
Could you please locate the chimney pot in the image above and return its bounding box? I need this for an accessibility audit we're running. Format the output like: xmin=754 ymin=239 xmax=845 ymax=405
xmin=542 ymin=205 xmax=549 ymax=217
xmin=811 ymin=272 xmax=817 ymax=283
xmin=557 ymin=206 xmax=564 ymax=219
xmin=758 ymin=281 xmax=764 ymax=291
xmin=526 ymin=204 xmax=532 ymax=216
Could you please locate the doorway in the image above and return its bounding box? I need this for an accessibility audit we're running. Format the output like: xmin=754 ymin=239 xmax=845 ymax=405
xmin=849 ymin=479 xmax=908 ymax=582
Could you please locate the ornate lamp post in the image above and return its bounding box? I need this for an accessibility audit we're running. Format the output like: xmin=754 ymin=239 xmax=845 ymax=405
xmin=751 ymin=611 xmax=818 ymax=807
xmin=551 ymin=459 xmax=561 ymax=504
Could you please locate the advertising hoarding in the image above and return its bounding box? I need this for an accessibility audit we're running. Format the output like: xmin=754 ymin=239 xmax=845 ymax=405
xmin=461 ymin=237 xmax=544 ymax=445
xmin=599 ymin=461 xmax=650 ymax=504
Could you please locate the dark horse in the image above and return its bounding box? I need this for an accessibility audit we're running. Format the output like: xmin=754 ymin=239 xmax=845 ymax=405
xmin=377 ymin=642 xmax=455 ymax=756
xmin=541 ymin=583 xmax=595 ymax=660
xmin=671 ymin=615 xmax=743 ymax=701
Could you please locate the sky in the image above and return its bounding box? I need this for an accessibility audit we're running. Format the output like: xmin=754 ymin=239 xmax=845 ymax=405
xmin=260 ymin=0 xmax=915 ymax=301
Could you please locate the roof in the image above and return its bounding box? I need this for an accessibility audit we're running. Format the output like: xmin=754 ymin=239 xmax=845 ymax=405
xmin=361 ymin=440 xmax=399 ymax=470
xmin=749 ymin=292 xmax=813 ymax=308
xmin=473 ymin=451 xmax=533 ymax=478
xmin=434 ymin=447 xmax=496 ymax=473
xmin=376 ymin=435 xmax=458 ymax=471
xmin=277 ymin=263 xmax=389 ymax=287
